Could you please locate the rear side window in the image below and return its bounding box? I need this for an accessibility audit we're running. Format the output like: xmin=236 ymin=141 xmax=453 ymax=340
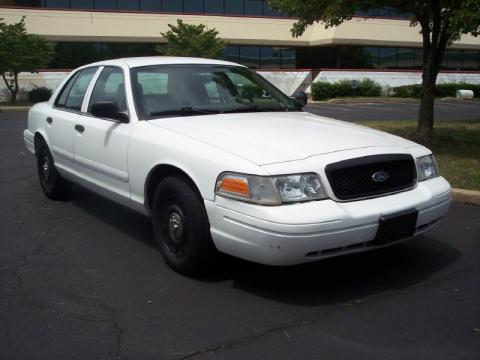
xmin=55 ymin=67 xmax=98 ymax=111
xmin=88 ymin=67 xmax=127 ymax=112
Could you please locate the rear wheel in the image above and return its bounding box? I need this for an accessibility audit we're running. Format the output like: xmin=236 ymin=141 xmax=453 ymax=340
xmin=36 ymin=142 xmax=70 ymax=200
xmin=152 ymin=176 xmax=216 ymax=275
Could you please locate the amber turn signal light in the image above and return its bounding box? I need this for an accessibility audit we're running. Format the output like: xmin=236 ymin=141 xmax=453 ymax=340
xmin=218 ymin=176 xmax=250 ymax=197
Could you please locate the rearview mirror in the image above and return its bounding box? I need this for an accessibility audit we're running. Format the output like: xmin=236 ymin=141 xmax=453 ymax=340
xmin=91 ymin=101 xmax=129 ymax=123
xmin=291 ymin=90 xmax=308 ymax=108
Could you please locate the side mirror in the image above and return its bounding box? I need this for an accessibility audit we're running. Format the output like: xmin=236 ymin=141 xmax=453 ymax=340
xmin=291 ymin=90 xmax=308 ymax=108
xmin=91 ymin=101 xmax=129 ymax=123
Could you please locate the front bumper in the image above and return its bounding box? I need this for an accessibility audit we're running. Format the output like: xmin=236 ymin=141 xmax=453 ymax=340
xmin=205 ymin=176 xmax=452 ymax=266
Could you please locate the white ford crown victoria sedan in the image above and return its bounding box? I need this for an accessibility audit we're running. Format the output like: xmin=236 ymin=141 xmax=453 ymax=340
xmin=24 ymin=57 xmax=452 ymax=275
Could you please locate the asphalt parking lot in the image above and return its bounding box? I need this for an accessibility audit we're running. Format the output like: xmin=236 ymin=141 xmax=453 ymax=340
xmin=1 ymin=111 xmax=479 ymax=360
xmin=304 ymin=99 xmax=480 ymax=122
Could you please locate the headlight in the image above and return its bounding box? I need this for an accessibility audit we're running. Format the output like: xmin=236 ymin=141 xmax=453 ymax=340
xmin=215 ymin=172 xmax=327 ymax=205
xmin=416 ymin=155 xmax=439 ymax=181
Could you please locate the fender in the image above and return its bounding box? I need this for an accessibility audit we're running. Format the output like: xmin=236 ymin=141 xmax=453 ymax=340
xmin=143 ymin=162 xmax=203 ymax=214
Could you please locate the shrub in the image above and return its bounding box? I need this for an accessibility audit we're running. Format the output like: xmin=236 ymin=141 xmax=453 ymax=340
xmin=311 ymin=82 xmax=336 ymax=100
xmin=391 ymin=84 xmax=423 ymax=98
xmin=333 ymin=80 xmax=353 ymax=97
xmin=391 ymin=82 xmax=480 ymax=98
xmin=28 ymin=87 xmax=52 ymax=103
xmin=435 ymin=82 xmax=480 ymax=98
xmin=356 ymin=78 xmax=383 ymax=97
xmin=311 ymin=78 xmax=383 ymax=100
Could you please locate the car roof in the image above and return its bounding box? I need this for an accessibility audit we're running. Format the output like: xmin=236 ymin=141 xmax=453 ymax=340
xmin=88 ymin=56 xmax=243 ymax=68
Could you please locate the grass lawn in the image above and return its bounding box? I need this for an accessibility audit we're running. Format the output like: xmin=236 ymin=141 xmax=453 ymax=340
xmin=358 ymin=119 xmax=480 ymax=191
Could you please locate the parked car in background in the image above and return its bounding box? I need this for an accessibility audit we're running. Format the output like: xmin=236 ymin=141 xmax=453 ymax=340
xmin=24 ymin=57 xmax=452 ymax=275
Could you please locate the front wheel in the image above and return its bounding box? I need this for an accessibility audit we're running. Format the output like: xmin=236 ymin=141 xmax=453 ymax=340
xmin=152 ymin=176 xmax=216 ymax=275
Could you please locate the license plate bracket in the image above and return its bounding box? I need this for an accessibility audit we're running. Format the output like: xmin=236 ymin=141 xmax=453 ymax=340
xmin=372 ymin=208 xmax=418 ymax=246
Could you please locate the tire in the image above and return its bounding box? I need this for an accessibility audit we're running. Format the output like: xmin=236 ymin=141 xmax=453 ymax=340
xmin=36 ymin=141 xmax=70 ymax=200
xmin=152 ymin=176 xmax=216 ymax=276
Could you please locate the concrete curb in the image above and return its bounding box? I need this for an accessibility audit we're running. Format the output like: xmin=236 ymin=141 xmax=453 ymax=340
xmin=0 ymin=106 xmax=31 ymax=112
xmin=453 ymin=188 xmax=480 ymax=206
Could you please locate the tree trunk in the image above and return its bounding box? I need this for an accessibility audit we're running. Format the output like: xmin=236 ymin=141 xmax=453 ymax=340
xmin=10 ymin=91 xmax=17 ymax=103
xmin=10 ymin=73 xmax=19 ymax=103
xmin=1 ymin=72 xmax=18 ymax=103
xmin=417 ymin=63 xmax=439 ymax=138
xmin=415 ymin=5 xmax=449 ymax=140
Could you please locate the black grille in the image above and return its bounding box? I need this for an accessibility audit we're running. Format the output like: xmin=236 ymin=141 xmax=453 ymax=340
xmin=325 ymin=154 xmax=416 ymax=201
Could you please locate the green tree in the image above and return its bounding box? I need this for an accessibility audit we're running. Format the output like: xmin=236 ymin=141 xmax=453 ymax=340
xmin=157 ymin=19 xmax=227 ymax=59
xmin=268 ymin=0 xmax=480 ymax=138
xmin=0 ymin=17 xmax=55 ymax=103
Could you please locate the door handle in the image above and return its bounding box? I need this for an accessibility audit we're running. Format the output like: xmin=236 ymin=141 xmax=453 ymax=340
xmin=75 ymin=124 xmax=85 ymax=133
xmin=46 ymin=117 xmax=52 ymax=124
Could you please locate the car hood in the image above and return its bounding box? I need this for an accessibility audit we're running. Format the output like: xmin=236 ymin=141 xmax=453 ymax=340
xmin=148 ymin=111 xmax=418 ymax=165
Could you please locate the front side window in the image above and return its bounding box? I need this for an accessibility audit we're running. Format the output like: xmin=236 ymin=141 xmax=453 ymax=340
xmin=88 ymin=67 xmax=127 ymax=113
xmin=56 ymin=67 xmax=98 ymax=111
xmin=131 ymin=64 xmax=299 ymax=119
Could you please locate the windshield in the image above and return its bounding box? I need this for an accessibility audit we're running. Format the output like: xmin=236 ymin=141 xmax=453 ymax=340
xmin=130 ymin=64 xmax=300 ymax=119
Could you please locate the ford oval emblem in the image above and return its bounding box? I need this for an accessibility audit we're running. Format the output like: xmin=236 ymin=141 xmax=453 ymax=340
xmin=372 ymin=171 xmax=389 ymax=183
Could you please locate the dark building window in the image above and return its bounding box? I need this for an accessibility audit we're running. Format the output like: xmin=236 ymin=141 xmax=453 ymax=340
xmin=244 ymin=0 xmax=263 ymax=16
xmin=223 ymin=45 xmax=296 ymax=69
xmin=463 ymin=51 xmax=479 ymax=70
xmin=184 ymin=0 xmax=204 ymax=13
xmin=16 ymin=0 xmax=416 ymax=19
xmin=223 ymin=45 xmax=240 ymax=62
xmin=162 ymin=0 xmax=183 ymax=12
xmin=15 ymin=0 xmax=290 ymax=17
xmin=49 ymin=42 xmax=158 ymax=69
xmin=414 ymin=48 xmax=423 ymax=68
xmin=95 ymin=0 xmax=117 ymax=10
xmin=397 ymin=48 xmax=414 ymax=68
xmin=140 ymin=0 xmax=162 ymax=11
xmin=239 ymin=46 xmax=261 ymax=68
xmin=446 ymin=50 xmax=463 ymax=70
xmin=355 ymin=7 xmax=410 ymax=19
xmin=118 ymin=0 xmax=140 ymax=10
xmin=280 ymin=47 xmax=295 ymax=68
xmin=263 ymin=1 xmax=282 ymax=17
xmin=205 ymin=0 xmax=224 ymax=14
xmin=15 ymin=0 xmax=39 ymax=5
xmin=40 ymin=42 xmax=480 ymax=71
xmin=225 ymin=0 xmax=244 ymax=15
xmin=70 ymin=0 xmax=93 ymax=9
xmin=379 ymin=47 xmax=397 ymax=68
xmin=337 ymin=46 xmax=372 ymax=68
xmin=364 ymin=47 xmax=379 ymax=68
xmin=296 ymin=47 xmax=331 ymax=69
xmin=260 ymin=47 xmax=280 ymax=68
xmin=45 ymin=0 xmax=69 ymax=7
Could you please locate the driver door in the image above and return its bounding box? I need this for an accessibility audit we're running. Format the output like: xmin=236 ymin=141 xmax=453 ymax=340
xmin=73 ymin=66 xmax=133 ymax=200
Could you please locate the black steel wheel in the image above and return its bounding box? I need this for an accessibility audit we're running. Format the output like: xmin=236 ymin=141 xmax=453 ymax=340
xmin=152 ymin=176 xmax=216 ymax=275
xmin=36 ymin=142 xmax=70 ymax=200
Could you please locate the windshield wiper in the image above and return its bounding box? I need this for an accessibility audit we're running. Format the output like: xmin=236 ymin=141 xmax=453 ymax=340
xmin=223 ymin=105 xmax=290 ymax=113
xmin=149 ymin=107 xmax=220 ymax=118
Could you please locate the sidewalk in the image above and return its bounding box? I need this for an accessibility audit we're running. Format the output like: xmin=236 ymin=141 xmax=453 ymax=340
xmin=0 ymin=105 xmax=31 ymax=112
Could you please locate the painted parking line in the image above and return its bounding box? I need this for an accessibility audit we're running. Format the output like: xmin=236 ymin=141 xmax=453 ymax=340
xmin=306 ymin=105 xmax=352 ymax=111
